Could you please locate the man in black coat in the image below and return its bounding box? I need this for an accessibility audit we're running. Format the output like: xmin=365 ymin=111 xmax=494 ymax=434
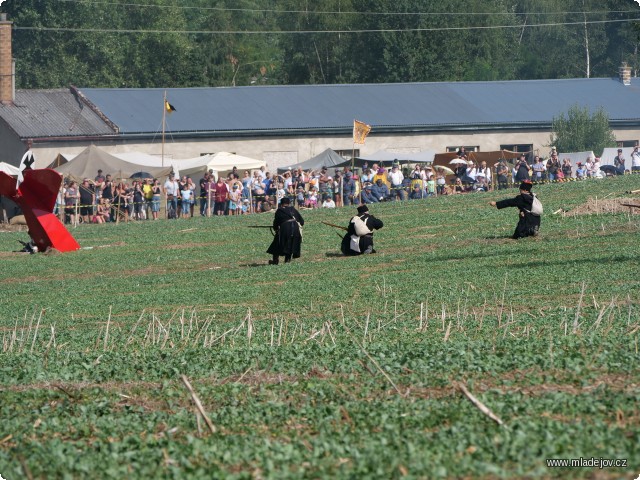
xmin=267 ymin=197 xmax=304 ymax=264
xmin=341 ymin=205 xmax=384 ymax=255
xmin=490 ymin=180 xmax=541 ymax=239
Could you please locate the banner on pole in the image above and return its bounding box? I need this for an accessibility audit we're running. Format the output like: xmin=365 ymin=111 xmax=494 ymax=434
xmin=353 ymin=120 xmax=372 ymax=145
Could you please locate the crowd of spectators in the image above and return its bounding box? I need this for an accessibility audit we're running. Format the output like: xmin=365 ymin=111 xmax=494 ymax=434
xmin=54 ymin=146 xmax=639 ymax=224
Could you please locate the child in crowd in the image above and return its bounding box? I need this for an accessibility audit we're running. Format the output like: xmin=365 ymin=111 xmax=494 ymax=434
xmin=426 ymin=175 xmax=436 ymax=196
xmin=322 ymin=195 xmax=336 ymax=208
xmin=180 ymin=184 xmax=192 ymax=218
xmin=575 ymin=162 xmax=585 ymax=179
xmin=305 ymin=187 xmax=318 ymax=208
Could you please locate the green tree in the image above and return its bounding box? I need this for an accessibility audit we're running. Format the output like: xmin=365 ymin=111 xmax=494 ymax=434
xmin=549 ymin=104 xmax=617 ymax=154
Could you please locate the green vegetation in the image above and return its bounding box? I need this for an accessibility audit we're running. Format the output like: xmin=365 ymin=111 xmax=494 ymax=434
xmin=550 ymin=104 xmax=617 ymax=154
xmin=4 ymin=0 xmax=639 ymax=88
xmin=0 ymin=176 xmax=639 ymax=478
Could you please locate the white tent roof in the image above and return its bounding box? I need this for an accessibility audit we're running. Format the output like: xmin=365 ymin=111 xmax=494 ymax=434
xmin=178 ymin=152 xmax=266 ymax=178
xmin=0 ymin=162 xmax=20 ymax=176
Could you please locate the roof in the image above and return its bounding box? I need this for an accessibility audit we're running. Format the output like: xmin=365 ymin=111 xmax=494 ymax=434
xmin=78 ymin=77 xmax=640 ymax=137
xmin=0 ymin=89 xmax=117 ymax=139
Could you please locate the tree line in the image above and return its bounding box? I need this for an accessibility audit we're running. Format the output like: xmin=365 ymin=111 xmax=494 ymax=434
xmin=4 ymin=0 xmax=639 ymax=89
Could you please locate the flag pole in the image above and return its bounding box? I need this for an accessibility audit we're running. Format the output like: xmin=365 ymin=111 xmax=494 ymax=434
xmin=162 ymin=90 xmax=167 ymax=168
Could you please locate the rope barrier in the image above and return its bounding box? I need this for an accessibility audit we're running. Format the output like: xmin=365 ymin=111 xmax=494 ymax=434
xmin=49 ymin=171 xmax=639 ymax=225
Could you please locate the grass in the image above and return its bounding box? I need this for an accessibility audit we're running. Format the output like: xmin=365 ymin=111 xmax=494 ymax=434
xmin=0 ymin=175 xmax=639 ymax=479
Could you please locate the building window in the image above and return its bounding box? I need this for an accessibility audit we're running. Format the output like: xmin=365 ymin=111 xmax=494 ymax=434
xmin=335 ymin=149 xmax=359 ymax=160
xmin=446 ymin=146 xmax=479 ymax=153
xmin=617 ymin=140 xmax=638 ymax=148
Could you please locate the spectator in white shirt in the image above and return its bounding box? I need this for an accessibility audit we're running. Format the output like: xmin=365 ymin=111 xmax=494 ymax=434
xmin=631 ymin=144 xmax=640 ymax=172
xmin=387 ymin=164 xmax=406 ymax=200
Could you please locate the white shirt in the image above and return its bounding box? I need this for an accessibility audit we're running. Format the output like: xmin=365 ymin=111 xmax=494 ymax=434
xmin=164 ymin=179 xmax=179 ymax=196
xmin=388 ymin=170 xmax=404 ymax=186
xmin=466 ymin=167 xmax=477 ymax=181
xmin=631 ymin=150 xmax=640 ymax=167
xmin=322 ymin=199 xmax=336 ymax=208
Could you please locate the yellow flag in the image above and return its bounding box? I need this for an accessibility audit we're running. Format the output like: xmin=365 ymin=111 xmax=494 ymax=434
xmin=353 ymin=119 xmax=372 ymax=144
xmin=165 ymin=100 xmax=176 ymax=113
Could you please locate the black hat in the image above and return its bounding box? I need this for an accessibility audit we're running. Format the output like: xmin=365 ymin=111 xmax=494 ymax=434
xmin=280 ymin=197 xmax=291 ymax=205
xmin=357 ymin=205 xmax=368 ymax=214
xmin=519 ymin=180 xmax=533 ymax=192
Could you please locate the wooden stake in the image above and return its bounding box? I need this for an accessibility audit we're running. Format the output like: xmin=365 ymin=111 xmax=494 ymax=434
xmin=455 ymin=381 xmax=504 ymax=426
xmin=180 ymin=375 xmax=216 ymax=434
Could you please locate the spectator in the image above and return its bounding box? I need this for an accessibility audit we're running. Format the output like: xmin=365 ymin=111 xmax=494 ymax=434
xmin=496 ymin=161 xmax=509 ymax=190
xmin=361 ymin=184 xmax=378 ymax=204
xmin=343 ymin=171 xmax=357 ymax=206
xmin=93 ymin=198 xmax=110 ymax=224
xmin=532 ymin=156 xmax=546 ymax=182
xmin=186 ymin=177 xmax=196 ymax=217
xmin=426 ymin=175 xmax=436 ymax=197
xmin=79 ymin=178 xmax=95 ymax=224
xmin=213 ymin=176 xmax=229 ymax=215
xmin=228 ymin=183 xmax=242 ymax=215
xmin=585 ymin=157 xmax=595 ymax=177
xmin=295 ymin=186 xmax=306 ymax=208
xmin=151 ymin=179 xmax=162 ymax=220
xmin=131 ymin=180 xmax=145 ymax=220
xmin=199 ymin=173 xmax=210 ymax=216
xmin=388 ymin=164 xmax=406 ymax=200
xmin=322 ymin=194 xmax=336 ymax=208
xmin=164 ymin=173 xmax=179 ymax=219
xmin=477 ymin=161 xmax=492 ymax=186
xmin=464 ymin=160 xmax=477 ymax=185
xmin=474 ymin=173 xmax=489 ymax=192
xmin=409 ymin=184 xmax=424 ymax=199
xmin=547 ymin=153 xmax=561 ymax=181
xmin=94 ymin=169 xmax=105 ymax=202
xmin=631 ymin=144 xmax=640 ymax=173
xmin=306 ymin=187 xmax=318 ymax=208
xmin=143 ymin=178 xmax=153 ymax=218
xmin=514 ymin=154 xmax=530 ymax=182
xmin=592 ymin=156 xmax=602 ymax=177
xmin=561 ymin=159 xmax=572 ymax=179
xmin=614 ymin=148 xmax=626 ymax=175
xmin=102 ymin=174 xmax=114 ymax=202
xmin=371 ymin=179 xmax=391 ymax=202
xmin=576 ymin=162 xmax=585 ymax=179
xmin=64 ymin=181 xmax=79 ymax=224
xmin=436 ymin=171 xmax=447 ymax=195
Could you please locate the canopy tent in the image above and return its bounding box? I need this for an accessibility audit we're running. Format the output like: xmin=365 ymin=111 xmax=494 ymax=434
xmin=47 ymin=153 xmax=76 ymax=169
xmin=600 ymin=147 xmax=632 ymax=166
xmin=277 ymin=149 xmax=346 ymax=174
xmin=54 ymin=145 xmax=172 ymax=181
xmin=177 ymin=152 xmax=266 ymax=179
xmin=0 ymin=162 xmax=20 ymax=176
xmin=433 ymin=150 xmax=522 ymax=173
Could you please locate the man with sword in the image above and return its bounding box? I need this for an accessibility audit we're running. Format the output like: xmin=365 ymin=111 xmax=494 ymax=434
xmin=324 ymin=205 xmax=384 ymax=256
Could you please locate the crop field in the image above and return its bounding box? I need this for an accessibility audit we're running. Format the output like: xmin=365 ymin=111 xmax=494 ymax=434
xmin=0 ymin=176 xmax=639 ymax=479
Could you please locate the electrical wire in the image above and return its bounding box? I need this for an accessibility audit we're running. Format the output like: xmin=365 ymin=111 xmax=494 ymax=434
xmin=49 ymin=0 xmax=638 ymax=17
xmin=12 ymin=17 xmax=640 ymax=35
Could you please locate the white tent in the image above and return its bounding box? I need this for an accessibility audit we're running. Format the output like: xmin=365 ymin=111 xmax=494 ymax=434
xmin=600 ymin=147 xmax=633 ymax=166
xmin=0 ymin=162 xmax=20 ymax=176
xmin=557 ymin=151 xmax=595 ymax=170
xmin=178 ymin=152 xmax=265 ymax=179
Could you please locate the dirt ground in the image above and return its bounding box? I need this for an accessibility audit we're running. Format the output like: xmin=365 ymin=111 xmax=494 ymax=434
xmin=567 ymin=197 xmax=640 ymax=216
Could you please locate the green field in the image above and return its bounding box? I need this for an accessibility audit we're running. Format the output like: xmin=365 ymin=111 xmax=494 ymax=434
xmin=0 ymin=176 xmax=639 ymax=479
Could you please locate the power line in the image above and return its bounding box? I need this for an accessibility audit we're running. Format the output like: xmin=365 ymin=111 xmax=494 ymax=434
xmin=12 ymin=17 xmax=640 ymax=35
xmin=50 ymin=0 xmax=637 ymax=17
